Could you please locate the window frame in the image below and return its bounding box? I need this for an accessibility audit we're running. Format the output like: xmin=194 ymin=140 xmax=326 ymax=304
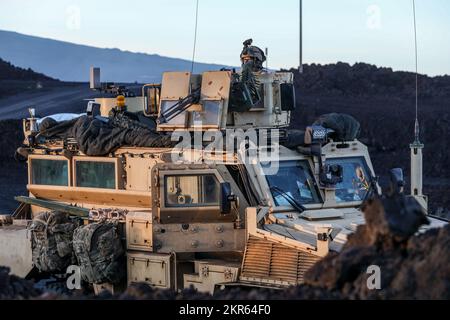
xmin=257 ymin=157 xmax=323 ymax=210
xmin=28 ymin=155 xmax=71 ymax=187
xmin=163 ymin=173 xmax=220 ymax=209
xmin=156 ymin=168 xmax=229 ymax=224
xmin=159 ymin=169 xmax=224 ymax=210
xmin=72 ymin=156 xmax=121 ymax=190
xmin=325 ymin=156 xmax=373 ymax=205
xmin=262 ymin=159 xmax=322 ymax=207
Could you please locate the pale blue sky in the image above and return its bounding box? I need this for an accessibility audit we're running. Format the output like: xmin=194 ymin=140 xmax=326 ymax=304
xmin=0 ymin=0 xmax=449 ymax=75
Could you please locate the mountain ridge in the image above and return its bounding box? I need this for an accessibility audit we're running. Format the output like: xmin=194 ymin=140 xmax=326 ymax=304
xmin=0 ymin=30 xmax=229 ymax=82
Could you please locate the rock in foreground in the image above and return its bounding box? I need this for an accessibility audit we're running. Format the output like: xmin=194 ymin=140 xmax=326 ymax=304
xmin=1 ymin=196 xmax=448 ymax=300
xmin=305 ymin=197 xmax=450 ymax=300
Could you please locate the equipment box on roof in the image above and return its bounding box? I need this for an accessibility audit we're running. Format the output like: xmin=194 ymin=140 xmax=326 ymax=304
xmin=126 ymin=212 xmax=152 ymax=252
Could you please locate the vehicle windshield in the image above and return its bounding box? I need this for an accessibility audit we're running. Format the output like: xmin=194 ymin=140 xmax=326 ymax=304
xmin=262 ymin=160 xmax=321 ymax=206
xmin=326 ymin=157 xmax=372 ymax=203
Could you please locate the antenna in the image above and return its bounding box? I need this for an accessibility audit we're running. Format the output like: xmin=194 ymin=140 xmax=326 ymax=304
xmin=299 ymin=0 xmax=303 ymax=73
xmin=191 ymin=0 xmax=200 ymax=74
xmin=410 ymin=0 xmax=425 ymax=203
xmin=412 ymin=0 xmax=420 ymax=144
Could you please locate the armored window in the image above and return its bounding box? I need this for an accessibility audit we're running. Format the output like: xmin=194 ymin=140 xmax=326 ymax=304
xmin=326 ymin=157 xmax=372 ymax=203
xmin=263 ymin=160 xmax=321 ymax=206
xmin=30 ymin=159 xmax=69 ymax=186
xmin=164 ymin=174 xmax=220 ymax=208
xmin=75 ymin=160 xmax=116 ymax=189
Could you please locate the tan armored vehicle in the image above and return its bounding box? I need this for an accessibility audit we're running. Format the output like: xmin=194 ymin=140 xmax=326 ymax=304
xmin=0 ymin=43 xmax=446 ymax=294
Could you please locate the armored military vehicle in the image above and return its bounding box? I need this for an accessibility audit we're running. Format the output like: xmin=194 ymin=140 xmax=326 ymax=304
xmin=0 ymin=40 xmax=446 ymax=295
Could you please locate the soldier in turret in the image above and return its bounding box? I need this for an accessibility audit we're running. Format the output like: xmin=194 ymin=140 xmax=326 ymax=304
xmin=240 ymin=39 xmax=266 ymax=103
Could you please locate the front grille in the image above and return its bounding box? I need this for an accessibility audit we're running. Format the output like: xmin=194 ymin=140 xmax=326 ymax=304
xmin=241 ymin=236 xmax=320 ymax=286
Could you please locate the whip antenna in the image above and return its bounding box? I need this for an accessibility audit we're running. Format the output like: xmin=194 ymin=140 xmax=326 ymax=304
xmin=191 ymin=0 xmax=200 ymax=74
xmin=412 ymin=0 xmax=420 ymax=143
xmin=299 ymin=0 xmax=303 ymax=73
xmin=410 ymin=0 xmax=425 ymax=201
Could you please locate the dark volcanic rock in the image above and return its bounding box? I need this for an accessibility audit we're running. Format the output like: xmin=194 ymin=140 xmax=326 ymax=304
xmin=0 ymin=267 xmax=41 ymax=299
xmin=0 ymin=119 xmax=23 ymax=162
xmin=305 ymin=196 xmax=450 ymax=300
xmin=291 ymin=62 xmax=450 ymax=98
xmin=116 ymin=283 xmax=340 ymax=300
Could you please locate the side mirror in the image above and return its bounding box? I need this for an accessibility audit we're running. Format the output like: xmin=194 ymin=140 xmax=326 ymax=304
xmin=220 ymin=182 xmax=238 ymax=215
xmin=143 ymin=84 xmax=161 ymax=117
xmin=389 ymin=168 xmax=405 ymax=194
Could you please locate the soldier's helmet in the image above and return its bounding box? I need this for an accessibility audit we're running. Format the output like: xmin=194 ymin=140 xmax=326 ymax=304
xmin=240 ymin=39 xmax=266 ymax=71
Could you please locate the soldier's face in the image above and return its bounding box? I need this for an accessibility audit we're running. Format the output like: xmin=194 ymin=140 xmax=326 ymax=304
xmin=241 ymin=55 xmax=252 ymax=64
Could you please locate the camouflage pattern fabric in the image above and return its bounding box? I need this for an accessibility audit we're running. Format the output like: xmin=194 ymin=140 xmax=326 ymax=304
xmin=28 ymin=211 xmax=77 ymax=273
xmin=108 ymin=109 xmax=148 ymax=130
xmin=73 ymin=222 xmax=125 ymax=284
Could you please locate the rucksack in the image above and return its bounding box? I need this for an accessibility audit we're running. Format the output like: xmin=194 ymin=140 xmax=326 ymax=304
xmin=313 ymin=113 xmax=361 ymax=142
xmin=29 ymin=211 xmax=77 ymax=273
xmin=72 ymin=222 xmax=125 ymax=284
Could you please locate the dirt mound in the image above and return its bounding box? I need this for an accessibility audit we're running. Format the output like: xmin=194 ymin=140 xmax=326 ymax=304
xmin=305 ymin=196 xmax=450 ymax=300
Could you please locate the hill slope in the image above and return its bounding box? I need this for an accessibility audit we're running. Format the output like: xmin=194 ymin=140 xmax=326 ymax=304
xmin=0 ymin=30 xmax=229 ymax=82
xmin=0 ymin=57 xmax=61 ymax=99
xmin=292 ymin=62 xmax=450 ymax=98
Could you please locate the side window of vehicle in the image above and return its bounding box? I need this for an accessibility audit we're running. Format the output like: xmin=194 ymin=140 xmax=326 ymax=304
xmin=164 ymin=174 xmax=220 ymax=208
xmin=30 ymin=159 xmax=69 ymax=186
xmin=74 ymin=160 xmax=117 ymax=189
